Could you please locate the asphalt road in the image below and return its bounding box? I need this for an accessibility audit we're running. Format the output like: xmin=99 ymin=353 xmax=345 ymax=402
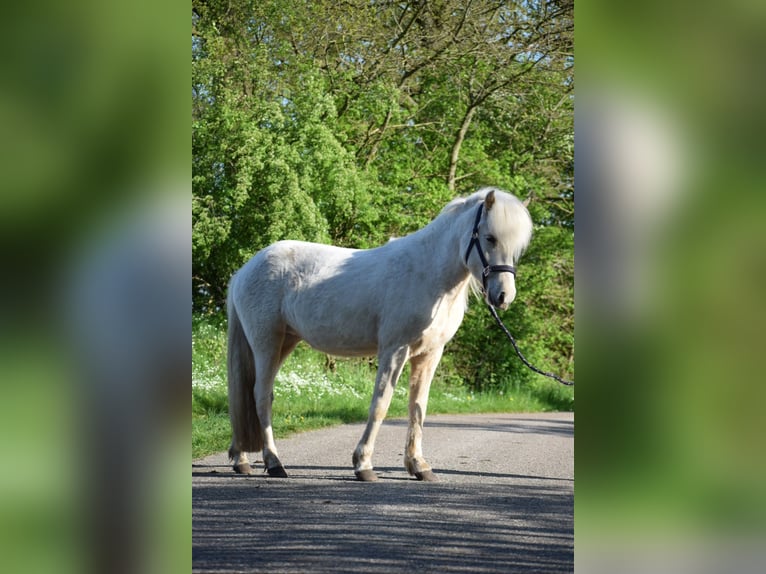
xmin=192 ymin=412 xmax=574 ymax=573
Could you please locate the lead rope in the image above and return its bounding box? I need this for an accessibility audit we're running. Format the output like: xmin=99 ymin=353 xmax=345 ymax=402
xmin=466 ymin=198 xmax=573 ymax=386
xmin=485 ymin=302 xmax=574 ymax=386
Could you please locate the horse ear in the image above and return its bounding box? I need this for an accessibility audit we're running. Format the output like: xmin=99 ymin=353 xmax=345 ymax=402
xmin=522 ymin=196 xmax=531 ymax=208
xmin=485 ymin=190 xmax=496 ymax=210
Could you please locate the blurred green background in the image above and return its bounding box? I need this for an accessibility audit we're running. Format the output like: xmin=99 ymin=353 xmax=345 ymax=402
xmin=1 ymin=0 xmax=765 ymax=573
xmin=0 ymin=1 xmax=189 ymax=573
xmin=576 ymin=0 xmax=766 ymax=568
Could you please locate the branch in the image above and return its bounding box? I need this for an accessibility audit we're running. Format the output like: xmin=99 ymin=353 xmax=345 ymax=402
xmin=362 ymin=108 xmax=393 ymax=167
xmin=447 ymin=105 xmax=478 ymax=191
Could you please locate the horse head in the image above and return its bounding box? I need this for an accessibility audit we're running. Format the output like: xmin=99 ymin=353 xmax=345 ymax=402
xmin=464 ymin=188 xmax=533 ymax=310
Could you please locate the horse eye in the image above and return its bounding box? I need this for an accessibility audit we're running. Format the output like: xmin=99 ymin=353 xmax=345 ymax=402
xmin=486 ymin=235 xmax=497 ymax=246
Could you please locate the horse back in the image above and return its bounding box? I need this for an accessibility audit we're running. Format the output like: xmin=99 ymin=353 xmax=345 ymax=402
xmin=231 ymin=240 xmax=461 ymax=356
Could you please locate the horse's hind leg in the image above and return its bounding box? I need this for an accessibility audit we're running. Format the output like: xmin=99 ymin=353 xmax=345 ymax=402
xmin=227 ymin=300 xmax=259 ymax=475
xmin=353 ymin=345 xmax=410 ymax=481
xmin=404 ymin=348 xmax=443 ymax=482
xmin=252 ymin=333 xmax=300 ymax=477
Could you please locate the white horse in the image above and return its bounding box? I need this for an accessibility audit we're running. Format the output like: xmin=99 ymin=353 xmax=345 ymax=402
xmin=227 ymin=187 xmax=533 ymax=481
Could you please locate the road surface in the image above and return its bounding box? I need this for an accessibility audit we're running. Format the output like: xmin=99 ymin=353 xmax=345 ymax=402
xmin=193 ymin=412 xmax=574 ymax=573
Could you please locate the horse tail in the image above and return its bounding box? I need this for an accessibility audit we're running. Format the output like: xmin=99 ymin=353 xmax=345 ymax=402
xmin=227 ymin=289 xmax=263 ymax=458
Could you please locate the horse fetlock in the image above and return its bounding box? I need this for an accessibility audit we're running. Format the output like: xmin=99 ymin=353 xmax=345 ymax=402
xmin=405 ymin=456 xmax=431 ymax=476
xmin=232 ymin=462 xmax=255 ymax=475
xmin=406 ymin=456 xmax=438 ymax=481
xmin=229 ymin=449 xmax=254 ymax=475
xmin=352 ymin=447 xmax=373 ymax=471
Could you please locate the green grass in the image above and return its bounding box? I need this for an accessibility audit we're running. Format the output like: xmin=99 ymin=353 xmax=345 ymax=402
xmin=192 ymin=315 xmax=573 ymax=460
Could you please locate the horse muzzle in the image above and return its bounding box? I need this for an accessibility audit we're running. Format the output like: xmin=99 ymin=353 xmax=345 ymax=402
xmin=487 ymin=284 xmax=515 ymax=310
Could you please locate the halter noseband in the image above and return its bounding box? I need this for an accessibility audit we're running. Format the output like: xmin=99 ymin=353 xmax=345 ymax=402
xmin=464 ymin=202 xmax=516 ymax=292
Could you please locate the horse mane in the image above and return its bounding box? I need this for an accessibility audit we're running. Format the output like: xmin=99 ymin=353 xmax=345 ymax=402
xmin=439 ymin=190 xmax=483 ymax=214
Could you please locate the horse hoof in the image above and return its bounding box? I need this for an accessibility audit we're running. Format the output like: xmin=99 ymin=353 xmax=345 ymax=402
xmin=266 ymin=464 xmax=288 ymax=478
xmin=414 ymin=470 xmax=439 ymax=482
xmin=233 ymin=462 xmax=255 ymax=475
xmin=355 ymin=469 xmax=378 ymax=482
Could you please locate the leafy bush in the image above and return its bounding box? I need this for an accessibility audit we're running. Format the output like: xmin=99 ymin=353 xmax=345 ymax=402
xmin=192 ymin=1 xmax=574 ymax=395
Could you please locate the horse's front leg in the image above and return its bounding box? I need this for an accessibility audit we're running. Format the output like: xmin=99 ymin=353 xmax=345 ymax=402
xmin=404 ymin=348 xmax=443 ymax=481
xmin=353 ymin=345 xmax=410 ymax=481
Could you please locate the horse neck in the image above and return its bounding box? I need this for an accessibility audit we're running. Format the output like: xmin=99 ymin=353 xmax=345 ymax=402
xmin=399 ymin=203 xmax=476 ymax=293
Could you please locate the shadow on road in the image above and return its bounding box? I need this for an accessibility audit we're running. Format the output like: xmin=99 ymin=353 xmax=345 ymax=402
xmin=193 ymin=478 xmax=573 ymax=573
xmin=193 ymin=413 xmax=573 ymax=573
xmin=193 ymin=464 xmax=573 ymax=484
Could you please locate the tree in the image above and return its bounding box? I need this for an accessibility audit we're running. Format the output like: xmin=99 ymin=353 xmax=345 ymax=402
xmin=192 ymin=0 xmax=574 ymax=388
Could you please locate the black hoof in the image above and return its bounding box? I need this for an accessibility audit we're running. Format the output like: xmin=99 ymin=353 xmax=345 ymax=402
xmin=233 ymin=462 xmax=254 ymax=475
xmin=266 ymin=464 xmax=288 ymax=478
xmin=414 ymin=470 xmax=439 ymax=482
xmin=354 ymin=469 xmax=378 ymax=482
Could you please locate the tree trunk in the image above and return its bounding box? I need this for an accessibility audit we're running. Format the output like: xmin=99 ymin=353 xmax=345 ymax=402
xmin=447 ymin=105 xmax=477 ymax=192
xmin=364 ymin=108 xmax=393 ymax=168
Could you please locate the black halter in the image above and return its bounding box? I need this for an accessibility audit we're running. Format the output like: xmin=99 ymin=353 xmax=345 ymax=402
xmin=464 ymin=202 xmax=517 ymax=292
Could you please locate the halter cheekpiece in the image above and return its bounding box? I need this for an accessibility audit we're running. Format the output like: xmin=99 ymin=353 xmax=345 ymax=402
xmin=464 ymin=201 xmax=516 ymax=292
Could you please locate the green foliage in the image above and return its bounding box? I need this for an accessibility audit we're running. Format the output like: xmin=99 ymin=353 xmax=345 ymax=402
xmin=192 ymin=0 xmax=574 ymax=390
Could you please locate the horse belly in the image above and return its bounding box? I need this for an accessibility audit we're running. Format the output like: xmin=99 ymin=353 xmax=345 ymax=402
xmin=284 ymin=293 xmax=380 ymax=357
xmin=295 ymin=321 xmax=378 ymax=357
xmin=303 ymin=335 xmax=378 ymax=357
